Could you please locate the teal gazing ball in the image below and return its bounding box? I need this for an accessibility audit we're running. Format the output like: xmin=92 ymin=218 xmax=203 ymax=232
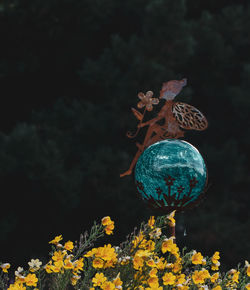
xmin=135 ymin=139 xmax=207 ymax=212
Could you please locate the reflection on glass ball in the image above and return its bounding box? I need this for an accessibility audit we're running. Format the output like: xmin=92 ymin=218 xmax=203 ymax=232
xmin=135 ymin=139 xmax=207 ymax=212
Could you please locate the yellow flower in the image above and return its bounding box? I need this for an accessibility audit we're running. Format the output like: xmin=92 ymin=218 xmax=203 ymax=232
xmin=132 ymin=231 xmax=145 ymax=248
xmin=52 ymin=260 xmax=64 ymax=273
xmin=25 ymin=273 xmax=38 ymax=287
xmin=133 ymin=255 xmax=144 ymax=270
xmin=44 ymin=261 xmax=53 ymax=273
xmin=105 ymin=222 xmax=115 ymax=235
xmin=49 ymin=234 xmax=63 ymax=245
xmin=101 ymin=281 xmax=116 ymax=290
xmin=145 ymin=240 xmax=155 ymax=252
xmin=84 ymin=248 xmax=97 ymax=257
xmin=211 ymin=263 xmax=219 ymax=271
xmin=211 ymin=251 xmax=220 ymax=264
xmin=147 ymin=276 xmax=159 ymax=288
xmin=192 ymin=269 xmax=210 ymax=284
xmin=149 ymin=268 xmax=158 ymax=277
xmin=202 ymin=269 xmax=210 ymax=279
xmin=166 ymin=210 xmax=176 ymax=227
xmin=28 ymin=259 xmax=42 ymax=272
xmin=176 ymin=273 xmax=186 ymax=284
xmin=192 ymin=270 xmax=204 ymax=284
xmin=92 ymin=272 xmax=107 ymax=287
xmin=52 ymin=250 xmax=66 ymax=262
xmin=113 ymin=273 xmax=123 ymax=287
xmin=148 ymin=216 xmax=155 ymax=228
xmin=102 ymin=217 xmax=115 ymax=235
xmin=211 ymin=272 xmax=219 ymax=283
xmin=7 ymin=283 xmax=26 ymax=290
xmin=155 ymin=257 xmax=167 ymax=270
xmin=64 ymin=258 xmax=74 ymax=269
xmin=64 ymin=241 xmax=74 ymax=252
xmin=211 ymin=251 xmax=220 ymax=270
xmin=96 ymin=244 xmax=118 ymax=262
xmin=0 ymin=263 xmax=10 ymax=273
xmin=245 ymin=283 xmax=250 ymax=290
xmin=246 ymin=261 xmax=250 ymax=277
xmin=161 ymin=237 xmax=175 ymax=253
xmin=191 ymin=251 xmax=203 ymax=265
xmin=71 ymin=277 xmax=77 ymax=286
xmin=74 ymin=257 xmax=84 ymax=272
xmin=71 ymin=274 xmax=81 ymax=286
xmin=172 ymin=261 xmax=182 ymax=273
xmin=170 ymin=243 xmax=180 ymax=256
xmin=232 ymin=271 xmax=240 ymax=283
xmin=88 ymin=244 xmax=117 ymax=269
xmin=162 ymin=272 xmax=176 ymax=285
xmin=102 ymin=216 xmax=112 ymax=226
xmin=93 ymin=257 xmax=104 ymax=268
xmin=212 ymin=286 xmax=222 ymax=290
xmin=146 ymin=259 xmax=156 ymax=267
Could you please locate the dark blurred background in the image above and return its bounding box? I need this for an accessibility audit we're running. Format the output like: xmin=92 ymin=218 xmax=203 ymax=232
xmin=0 ymin=0 xmax=249 ymax=274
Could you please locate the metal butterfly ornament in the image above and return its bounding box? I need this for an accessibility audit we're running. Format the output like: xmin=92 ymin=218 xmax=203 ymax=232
xmin=120 ymin=78 xmax=208 ymax=177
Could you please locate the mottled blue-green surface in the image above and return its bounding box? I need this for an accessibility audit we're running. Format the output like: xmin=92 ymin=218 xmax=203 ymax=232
xmin=135 ymin=139 xmax=207 ymax=207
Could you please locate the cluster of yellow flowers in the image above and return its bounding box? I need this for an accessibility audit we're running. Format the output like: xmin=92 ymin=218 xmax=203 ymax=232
xmin=102 ymin=216 xmax=115 ymax=235
xmin=0 ymin=212 xmax=250 ymax=289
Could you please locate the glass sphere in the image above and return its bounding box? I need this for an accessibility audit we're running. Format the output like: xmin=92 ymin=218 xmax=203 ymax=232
xmin=135 ymin=139 xmax=207 ymax=212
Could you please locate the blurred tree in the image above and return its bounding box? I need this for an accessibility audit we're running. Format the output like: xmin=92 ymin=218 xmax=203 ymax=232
xmin=0 ymin=0 xmax=249 ymax=273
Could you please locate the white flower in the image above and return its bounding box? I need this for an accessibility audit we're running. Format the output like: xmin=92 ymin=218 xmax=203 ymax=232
xmin=17 ymin=267 xmax=24 ymax=273
xmin=15 ymin=266 xmax=24 ymax=277
xmin=118 ymin=255 xmax=131 ymax=263
xmin=0 ymin=263 xmax=10 ymax=268
xmin=114 ymin=246 xmax=121 ymax=253
xmin=28 ymin=258 xmax=42 ymax=271
xmin=163 ymin=236 xmax=175 ymax=242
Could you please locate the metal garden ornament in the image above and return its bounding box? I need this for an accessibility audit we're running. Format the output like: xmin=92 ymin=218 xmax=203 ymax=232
xmin=120 ymin=79 xmax=208 ymax=214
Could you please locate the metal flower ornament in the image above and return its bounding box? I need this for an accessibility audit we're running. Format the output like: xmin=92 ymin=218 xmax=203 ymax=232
xmin=120 ymin=79 xmax=209 ymax=213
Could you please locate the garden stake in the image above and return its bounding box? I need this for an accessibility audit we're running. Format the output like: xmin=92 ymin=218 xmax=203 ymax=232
xmin=121 ymin=79 xmax=209 ymax=214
